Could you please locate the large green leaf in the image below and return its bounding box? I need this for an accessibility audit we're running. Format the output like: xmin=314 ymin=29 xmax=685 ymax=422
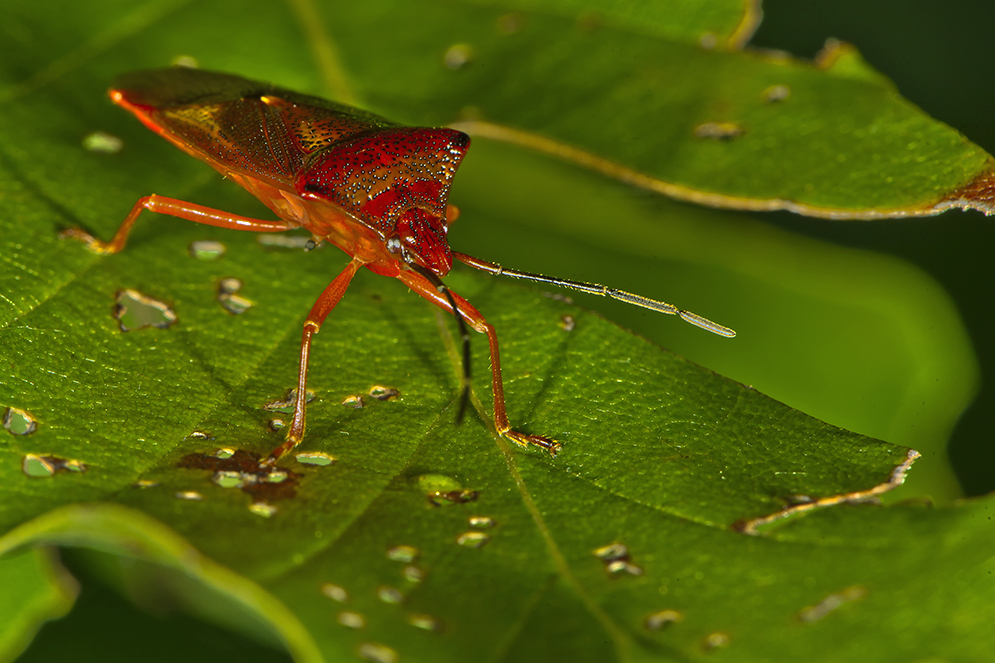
xmin=0 ymin=0 xmax=990 ymax=662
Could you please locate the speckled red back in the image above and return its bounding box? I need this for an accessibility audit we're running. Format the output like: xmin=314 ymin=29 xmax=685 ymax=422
xmin=296 ymin=128 xmax=470 ymax=236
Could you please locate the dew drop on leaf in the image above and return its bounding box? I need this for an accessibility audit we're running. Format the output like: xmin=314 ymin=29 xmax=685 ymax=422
xmin=644 ymin=609 xmax=683 ymax=631
xmin=249 ymin=501 xmax=278 ymax=518
xmin=338 ymin=611 xmax=366 ymax=629
xmin=403 ymin=565 xmax=426 ymax=583
xmin=22 ymin=454 xmax=86 ymax=478
xmin=443 ymin=44 xmax=474 ymax=70
xmin=407 ymin=613 xmax=443 ymax=632
xmin=212 ymin=470 xmax=243 ymax=488
xmin=189 ymin=240 xmax=226 ymax=260
xmin=456 ymin=532 xmax=491 ymax=549
xmin=114 ymin=289 xmax=176 ymax=332
xmin=217 ymin=277 xmax=253 ymax=315
xmin=321 ymin=583 xmax=348 ymax=602
xmin=693 ymin=122 xmax=745 ymax=141
xmin=386 ymin=545 xmax=419 ymax=563
xmin=468 ymin=515 xmax=495 ymax=529
xmin=377 ymin=586 xmax=404 ymax=604
xmin=4 ymin=407 xmax=37 ymax=435
xmin=761 ymin=84 xmax=791 ymax=103
xmin=82 ymin=131 xmax=123 ymax=154
xmin=357 ymin=642 xmax=398 ymax=663
xmin=296 ymin=451 xmax=336 ymax=466
xmin=703 ymin=632 xmax=731 ymax=650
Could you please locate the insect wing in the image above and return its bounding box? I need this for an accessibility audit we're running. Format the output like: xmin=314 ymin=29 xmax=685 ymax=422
xmin=110 ymin=68 xmax=399 ymax=187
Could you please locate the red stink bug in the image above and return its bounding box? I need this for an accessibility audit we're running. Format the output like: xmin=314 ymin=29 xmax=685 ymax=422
xmin=63 ymin=67 xmax=734 ymax=465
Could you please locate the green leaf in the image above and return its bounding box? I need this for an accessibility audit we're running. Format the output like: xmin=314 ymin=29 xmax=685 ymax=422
xmin=0 ymin=0 xmax=989 ymax=662
xmin=0 ymin=549 xmax=77 ymax=662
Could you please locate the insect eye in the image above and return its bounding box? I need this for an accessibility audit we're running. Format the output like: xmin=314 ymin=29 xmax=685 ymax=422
xmin=386 ymin=236 xmax=401 ymax=253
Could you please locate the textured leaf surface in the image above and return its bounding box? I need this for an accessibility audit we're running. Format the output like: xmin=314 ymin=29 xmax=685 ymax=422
xmin=0 ymin=1 xmax=991 ymax=662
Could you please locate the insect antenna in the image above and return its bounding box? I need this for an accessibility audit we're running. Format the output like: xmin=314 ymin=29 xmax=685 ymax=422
xmin=453 ymin=251 xmax=736 ymax=338
xmin=409 ymin=263 xmax=473 ymax=420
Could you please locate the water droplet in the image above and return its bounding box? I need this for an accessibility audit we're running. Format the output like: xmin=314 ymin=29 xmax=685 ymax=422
xmin=468 ymin=516 xmax=495 ymax=529
xmin=114 ymin=289 xmax=177 ymax=332
xmin=593 ymin=542 xmax=643 ymax=575
xmin=264 ymin=389 xmax=314 ymax=413
xmin=175 ymin=491 xmax=203 ymax=500
xmin=296 ymin=451 xmax=336 ymax=466
xmin=368 ymin=385 xmax=399 ymax=401
xmin=386 ymin=545 xmax=419 ymax=563
xmin=217 ymin=278 xmax=253 ymax=315
xmin=559 ymin=314 xmax=576 ymax=332
xmin=377 ymin=585 xmax=404 ymax=604
xmin=269 ymin=419 xmax=285 ymax=430
xmin=699 ymin=32 xmax=718 ymax=49
xmin=249 ymin=501 xmax=278 ymax=517
xmin=797 ymin=585 xmax=867 ymax=622
xmin=761 ymin=84 xmax=791 ymax=103
xmin=133 ymin=479 xmax=159 ymax=489
xmin=178 ymin=449 xmax=301 ymax=502
xmin=171 ymin=55 xmax=199 ymax=68
xmin=321 ymin=583 xmax=348 ymax=602
xmin=338 ymin=611 xmax=366 ymax=629
xmin=644 ymin=609 xmax=683 ymax=631
xmin=263 ymin=470 xmax=288 ymax=483
xmin=593 ymin=543 xmax=628 ymax=561
xmin=703 ymin=632 xmax=730 ymax=650
xmin=496 ymin=13 xmax=524 ymax=34
xmin=213 ymin=470 xmax=244 ymax=488
xmin=415 ymin=473 xmax=479 ymax=506
xmin=407 ymin=613 xmax=443 ymax=632
xmin=22 ymin=454 xmax=55 ymax=478
xmin=443 ymin=44 xmax=474 ymax=69
xmin=403 ymin=565 xmax=426 ymax=583
xmin=189 ymin=430 xmax=213 ymax=440
xmin=357 ymin=642 xmax=397 ymax=663
xmin=606 ymin=560 xmax=643 ymax=575
xmin=456 ymin=531 xmax=491 ymax=549
xmin=693 ymin=122 xmax=745 ymax=141
xmin=4 ymin=407 xmax=37 ymax=435
xmin=212 ymin=447 xmax=235 ymax=459
xmin=189 ymin=240 xmax=226 ymax=260
xmin=416 ymin=473 xmax=461 ymax=493
xmin=257 ymin=233 xmax=316 ymax=250
xmin=430 ymin=489 xmax=478 ymax=507
xmin=22 ymin=454 xmax=86 ymax=478
xmin=82 ymin=131 xmax=123 ymax=154
xmin=342 ymin=395 xmax=366 ymax=408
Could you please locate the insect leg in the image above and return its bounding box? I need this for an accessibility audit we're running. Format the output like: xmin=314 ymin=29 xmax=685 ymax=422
xmin=397 ymin=269 xmax=562 ymax=456
xmin=262 ymin=258 xmax=363 ymax=465
xmin=407 ymin=263 xmax=472 ymax=422
xmin=61 ymin=194 xmax=295 ymax=255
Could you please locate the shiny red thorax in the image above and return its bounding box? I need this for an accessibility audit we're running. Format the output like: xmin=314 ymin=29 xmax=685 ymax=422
xmin=109 ymin=68 xmax=469 ymax=277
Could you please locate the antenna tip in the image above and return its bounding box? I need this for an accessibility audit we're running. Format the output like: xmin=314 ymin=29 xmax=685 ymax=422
xmin=678 ymin=310 xmax=736 ymax=338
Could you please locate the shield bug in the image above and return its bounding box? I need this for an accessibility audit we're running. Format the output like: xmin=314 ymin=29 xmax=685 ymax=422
xmin=63 ymin=67 xmax=734 ymax=465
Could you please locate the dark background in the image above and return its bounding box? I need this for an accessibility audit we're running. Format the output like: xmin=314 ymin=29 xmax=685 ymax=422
xmin=753 ymin=0 xmax=995 ymax=498
xmin=20 ymin=1 xmax=994 ymax=661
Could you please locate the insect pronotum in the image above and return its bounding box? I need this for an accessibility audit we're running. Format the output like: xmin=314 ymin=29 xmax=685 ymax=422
xmin=62 ymin=67 xmax=734 ymax=465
